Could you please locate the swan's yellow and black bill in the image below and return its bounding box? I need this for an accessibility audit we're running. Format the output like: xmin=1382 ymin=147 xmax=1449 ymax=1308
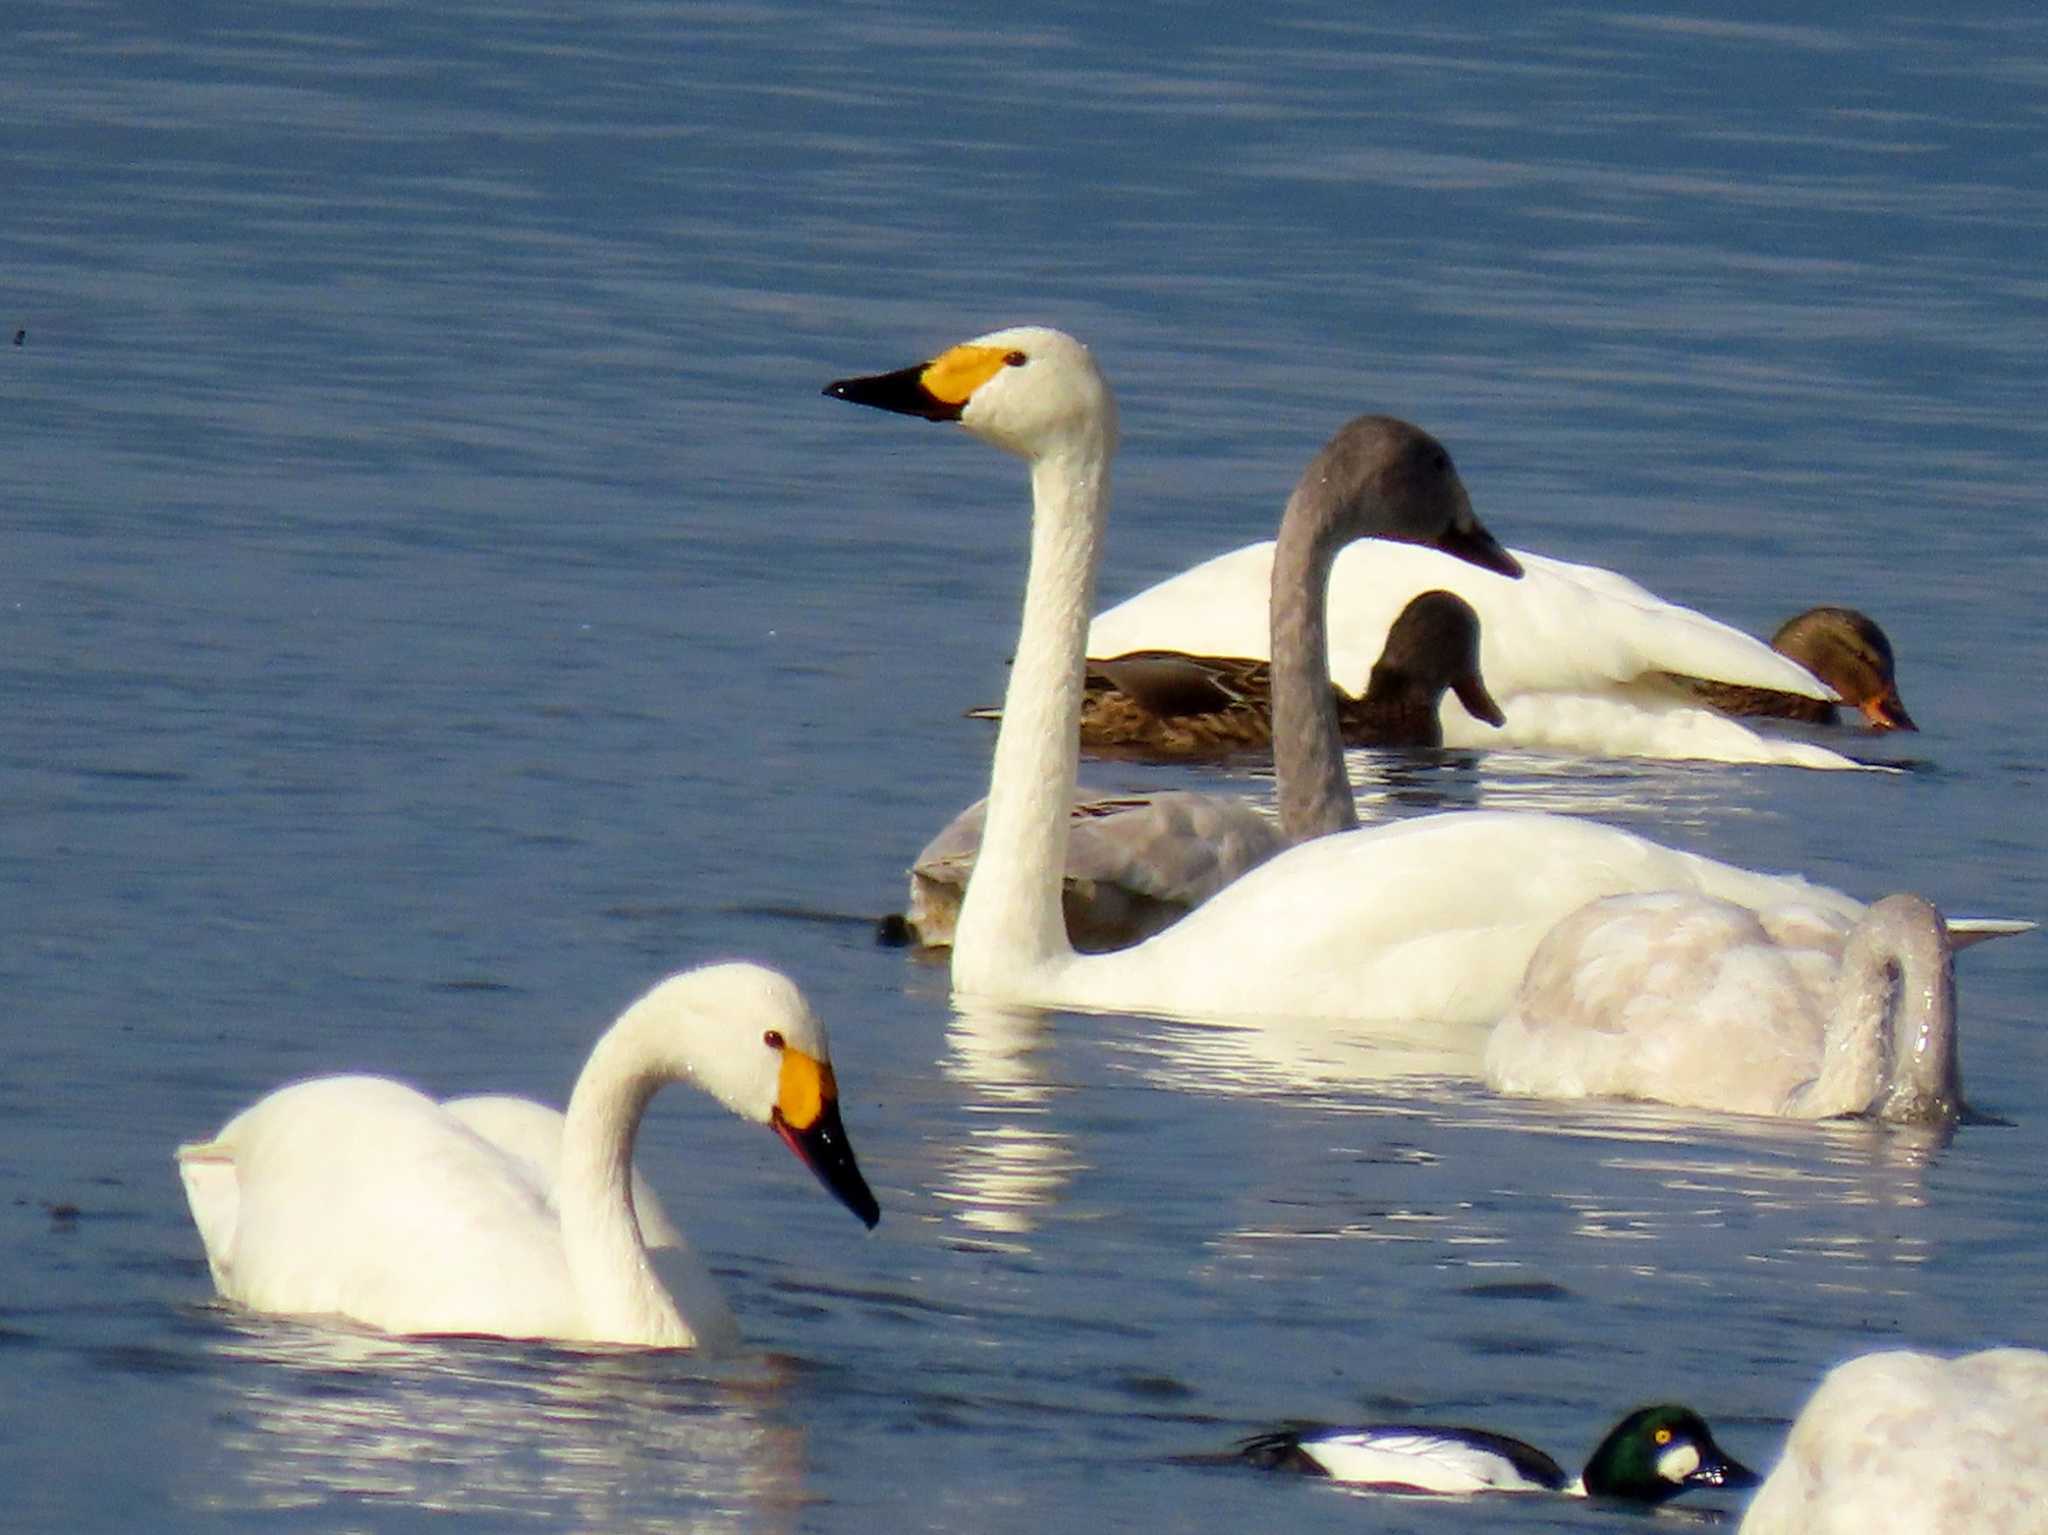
xmin=771 ymin=1048 xmax=880 ymax=1228
xmin=824 ymin=343 xmax=1015 ymax=423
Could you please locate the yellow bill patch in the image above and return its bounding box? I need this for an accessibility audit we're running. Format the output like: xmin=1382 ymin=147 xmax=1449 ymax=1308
xmin=920 ymin=344 xmax=1014 ymax=407
xmin=777 ymin=1046 xmax=837 ymax=1132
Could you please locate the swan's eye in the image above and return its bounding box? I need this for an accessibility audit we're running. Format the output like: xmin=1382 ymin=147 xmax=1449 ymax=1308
xmin=763 ymin=1029 xmax=786 ymax=1051
xmin=1003 ymin=350 xmax=1027 ymax=367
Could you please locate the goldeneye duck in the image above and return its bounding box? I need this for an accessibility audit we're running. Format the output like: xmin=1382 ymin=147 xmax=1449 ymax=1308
xmin=1241 ymin=1404 xmax=1758 ymax=1503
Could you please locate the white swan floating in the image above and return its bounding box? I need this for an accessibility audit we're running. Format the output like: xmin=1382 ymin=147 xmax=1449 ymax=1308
xmin=1089 ymin=538 xmax=1870 ymax=769
xmin=1487 ymin=893 xmax=2032 ymax=1124
xmin=904 ymin=593 xmax=1500 ymax=952
xmin=827 ymin=326 xmax=1876 ymax=1026
xmin=176 ymin=963 xmax=880 ymax=1347
xmin=1741 ymin=1349 xmax=2048 ymax=1534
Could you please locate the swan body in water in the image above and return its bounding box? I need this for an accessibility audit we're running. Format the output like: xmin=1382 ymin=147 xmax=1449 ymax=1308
xmin=176 ymin=963 xmax=880 ymax=1347
xmin=902 ymin=591 xmax=1500 ymax=952
xmin=1241 ymin=1404 xmax=1756 ymax=1503
xmin=1740 ymin=1349 xmax=2048 ymax=1534
xmin=898 ymin=787 xmax=1287 ymax=952
xmin=1088 ymin=539 xmax=1869 ymax=768
xmin=1486 ymin=892 xmax=2030 ymax=1122
xmin=827 ymin=326 xmax=1873 ymax=1026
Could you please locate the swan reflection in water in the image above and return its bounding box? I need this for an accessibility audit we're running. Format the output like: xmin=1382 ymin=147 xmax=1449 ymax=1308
xmin=935 ymin=999 xmax=1087 ymax=1246
xmin=190 ymin=1314 xmax=809 ymax=1533
xmin=1121 ymin=1011 xmax=1952 ymax=1301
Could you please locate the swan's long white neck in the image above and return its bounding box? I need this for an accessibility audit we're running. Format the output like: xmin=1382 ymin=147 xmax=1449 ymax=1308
xmin=558 ymin=1005 xmax=694 ymax=1346
xmin=1800 ymin=895 xmax=1958 ymax=1122
xmin=952 ymin=440 xmax=1108 ymax=992
xmin=1270 ymin=486 xmax=1358 ymax=842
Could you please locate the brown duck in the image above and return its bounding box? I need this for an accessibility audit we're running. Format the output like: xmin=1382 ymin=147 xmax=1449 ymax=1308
xmin=1077 ymin=589 xmax=1505 ymax=756
xmin=1671 ymin=607 xmax=1914 ymax=731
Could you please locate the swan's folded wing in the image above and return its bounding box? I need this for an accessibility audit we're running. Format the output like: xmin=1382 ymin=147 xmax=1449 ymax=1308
xmin=1087 ymin=541 xmax=1834 ymax=703
xmin=1061 ymin=790 xmax=1285 ymax=906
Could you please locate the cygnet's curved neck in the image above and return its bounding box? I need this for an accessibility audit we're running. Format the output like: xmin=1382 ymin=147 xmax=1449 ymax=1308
xmin=1803 ymin=896 xmax=1958 ymax=1122
xmin=953 ymin=441 xmax=1109 ymax=990
xmin=1269 ymin=485 xmax=1358 ymax=842
xmin=559 ymin=1006 xmax=692 ymax=1345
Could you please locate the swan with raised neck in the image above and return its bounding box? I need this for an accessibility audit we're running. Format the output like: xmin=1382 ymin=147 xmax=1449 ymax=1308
xmin=828 ymin=326 xmax=1880 ymax=1026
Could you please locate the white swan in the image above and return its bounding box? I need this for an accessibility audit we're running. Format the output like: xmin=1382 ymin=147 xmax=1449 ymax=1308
xmin=1087 ymin=536 xmax=1869 ymax=768
xmin=827 ymin=326 xmax=1872 ymax=1026
xmin=1485 ymin=892 xmax=2020 ymax=1122
xmin=902 ymin=592 xmax=1500 ymax=952
xmin=176 ymin=963 xmax=881 ymax=1346
xmin=1740 ymin=1348 xmax=2048 ymax=1534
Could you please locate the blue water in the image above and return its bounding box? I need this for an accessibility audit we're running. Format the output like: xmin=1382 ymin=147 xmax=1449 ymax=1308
xmin=6 ymin=4 xmax=2046 ymax=1530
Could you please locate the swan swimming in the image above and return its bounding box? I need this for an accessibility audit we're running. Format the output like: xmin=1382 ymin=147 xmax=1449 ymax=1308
xmin=902 ymin=591 xmax=1500 ymax=952
xmin=897 ymin=787 xmax=1287 ymax=952
xmin=1484 ymin=892 xmax=2017 ymax=1123
xmin=1741 ymin=1348 xmax=2048 ymax=1534
xmin=176 ymin=963 xmax=881 ymax=1347
xmin=1088 ymin=537 xmax=1869 ymax=768
xmin=827 ymin=326 xmax=1873 ymax=1027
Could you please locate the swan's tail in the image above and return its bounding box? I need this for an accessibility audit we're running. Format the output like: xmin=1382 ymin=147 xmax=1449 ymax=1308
xmin=175 ymin=1140 xmax=240 ymax=1291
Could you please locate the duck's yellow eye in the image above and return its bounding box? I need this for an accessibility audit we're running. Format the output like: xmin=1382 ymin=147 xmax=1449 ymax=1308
xmin=1654 ymin=1427 xmax=1673 ymax=1445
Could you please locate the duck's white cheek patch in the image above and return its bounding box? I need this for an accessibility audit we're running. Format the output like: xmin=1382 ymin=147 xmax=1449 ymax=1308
xmin=1657 ymin=1443 xmax=1702 ymax=1483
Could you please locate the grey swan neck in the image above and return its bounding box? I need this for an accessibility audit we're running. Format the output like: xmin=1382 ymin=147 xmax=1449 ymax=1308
xmin=558 ymin=1002 xmax=692 ymax=1345
xmin=1269 ymin=481 xmax=1358 ymax=843
xmin=952 ymin=442 xmax=1110 ymax=989
xmin=1800 ymin=894 xmax=1958 ymax=1122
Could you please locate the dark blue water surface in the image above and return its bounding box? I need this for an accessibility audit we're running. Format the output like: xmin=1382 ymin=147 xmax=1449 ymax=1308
xmin=6 ymin=4 xmax=2046 ymax=1530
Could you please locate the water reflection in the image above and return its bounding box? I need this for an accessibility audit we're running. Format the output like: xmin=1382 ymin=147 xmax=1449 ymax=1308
xmin=189 ymin=1313 xmax=809 ymax=1532
xmin=935 ymin=1000 xmax=1087 ymax=1244
xmin=1114 ymin=1013 xmax=1489 ymax=1104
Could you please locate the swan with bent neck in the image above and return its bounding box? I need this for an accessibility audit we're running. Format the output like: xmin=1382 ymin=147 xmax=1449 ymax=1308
xmin=176 ymin=963 xmax=881 ymax=1346
xmin=1487 ymin=892 xmax=1970 ymax=1122
xmin=827 ymin=327 xmax=1875 ymax=1027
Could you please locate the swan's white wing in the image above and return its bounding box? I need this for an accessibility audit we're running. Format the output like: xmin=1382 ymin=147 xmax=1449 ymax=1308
xmin=1742 ymin=1349 xmax=2048 ymax=1535
xmin=190 ymin=1076 xmax=585 ymax=1338
xmin=444 ymin=1094 xmax=737 ymax=1349
xmin=1088 ymin=541 xmax=1832 ymax=705
xmin=1439 ymin=689 xmax=1871 ymax=770
xmin=445 ymin=1095 xmax=687 ymax=1249
xmin=1042 ymin=811 xmax=1866 ymax=1028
